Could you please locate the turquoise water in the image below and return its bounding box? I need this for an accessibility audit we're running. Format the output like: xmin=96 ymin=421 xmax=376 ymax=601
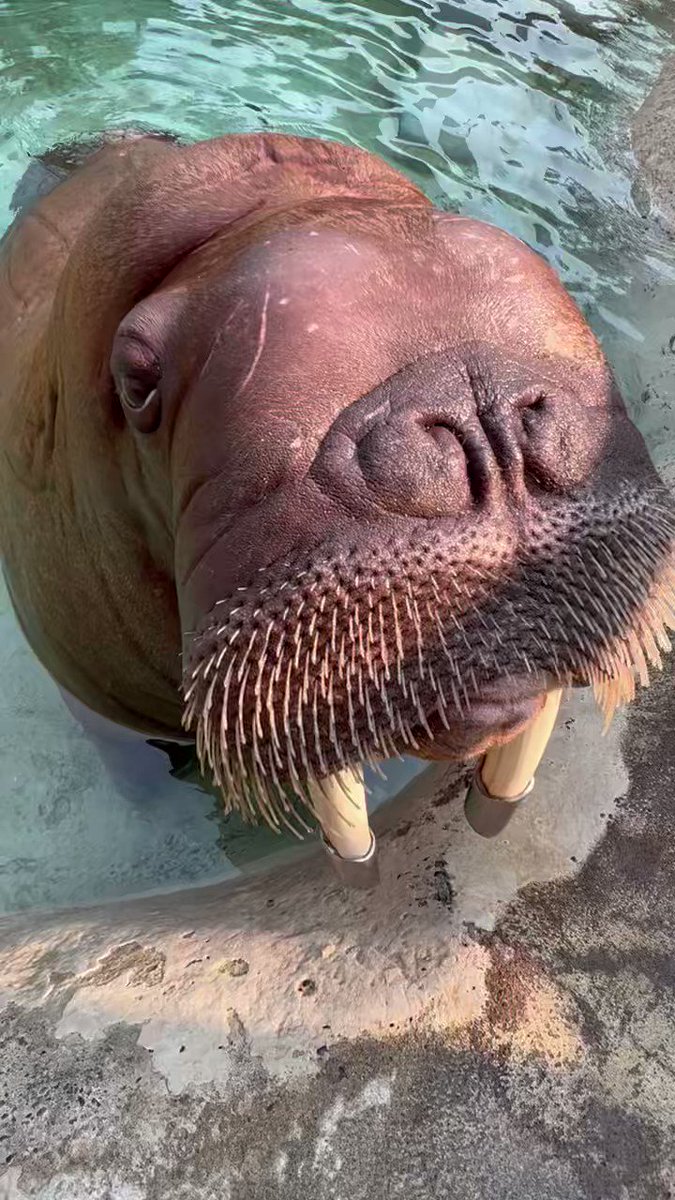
xmin=3 ymin=1 xmax=675 ymax=303
xmin=2 ymin=0 xmax=675 ymax=912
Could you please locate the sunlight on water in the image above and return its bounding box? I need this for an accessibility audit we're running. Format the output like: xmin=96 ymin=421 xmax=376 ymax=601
xmin=1 ymin=0 xmax=675 ymax=911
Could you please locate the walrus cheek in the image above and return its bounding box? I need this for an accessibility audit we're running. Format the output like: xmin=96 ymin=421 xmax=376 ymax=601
xmin=174 ymin=475 xmax=352 ymax=637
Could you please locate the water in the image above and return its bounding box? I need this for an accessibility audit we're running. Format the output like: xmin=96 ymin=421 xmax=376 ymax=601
xmin=2 ymin=0 xmax=675 ymax=913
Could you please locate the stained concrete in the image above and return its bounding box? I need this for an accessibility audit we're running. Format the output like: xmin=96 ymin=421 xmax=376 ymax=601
xmin=634 ymin=56 xmax=675 ymax=231
xmin=2 ymin=670 xmax=675 ymax=1199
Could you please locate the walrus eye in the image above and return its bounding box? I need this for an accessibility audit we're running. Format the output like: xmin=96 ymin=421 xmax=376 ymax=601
xmin=110 ymin=324 xmax=163 ymax=431
xmin=120 ymin=381 xmax=158 ymax=412
xmin=117 ymin=375 xmax=162 ymax=434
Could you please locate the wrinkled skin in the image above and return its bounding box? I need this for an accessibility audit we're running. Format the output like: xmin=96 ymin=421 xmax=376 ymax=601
xmin=1 ymin=131 xmax=673 ymax=825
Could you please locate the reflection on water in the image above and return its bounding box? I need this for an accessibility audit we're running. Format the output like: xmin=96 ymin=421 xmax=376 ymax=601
xmin=3 ymin=0 xmax=675 ymax=301
xmin=1 ymin=0 xmax=675 ymax=911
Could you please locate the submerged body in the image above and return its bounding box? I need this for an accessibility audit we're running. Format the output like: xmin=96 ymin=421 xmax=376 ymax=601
xmin=1 ymin=130 xmax=673 ymax=828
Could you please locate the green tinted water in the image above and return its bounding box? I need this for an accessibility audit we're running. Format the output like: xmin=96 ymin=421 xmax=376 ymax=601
xmin=1 ymin=0 xmax=675 ymax=911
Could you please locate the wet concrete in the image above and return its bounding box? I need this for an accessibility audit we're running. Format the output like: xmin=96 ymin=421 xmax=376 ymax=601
xmin=634 ymin=55 xmax=675 ymax=230
xmin=1 ymin=671 xmax=674 ymax=1199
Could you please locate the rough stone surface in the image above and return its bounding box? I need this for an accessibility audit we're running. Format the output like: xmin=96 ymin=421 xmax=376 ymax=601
xmin=633 ymin=56 xmax=675 ymax=229
xmin=2 ymin=671 xmax=675 ymax=1198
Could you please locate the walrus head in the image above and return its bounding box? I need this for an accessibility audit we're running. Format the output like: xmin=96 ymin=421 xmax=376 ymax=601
xmin=89 ymin=137 xmax=674 ymax=832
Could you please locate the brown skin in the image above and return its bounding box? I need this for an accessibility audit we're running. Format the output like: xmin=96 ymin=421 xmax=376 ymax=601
xmin=1 ymin=131 xmax=673 ymax=817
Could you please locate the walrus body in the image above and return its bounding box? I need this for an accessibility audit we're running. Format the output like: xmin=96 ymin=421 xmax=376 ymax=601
xmin=1 ymin=130 xmax=674 ymax=827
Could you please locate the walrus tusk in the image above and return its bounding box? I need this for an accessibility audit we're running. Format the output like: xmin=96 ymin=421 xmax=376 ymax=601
xmin=464 ymin=688 xmax=563 ymax=837
xmin=308 ymin=768 xmax=380 ymax=889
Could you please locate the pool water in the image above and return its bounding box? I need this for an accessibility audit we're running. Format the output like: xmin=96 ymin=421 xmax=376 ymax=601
xmin=1 ymin=0 xmax=675 ymax=913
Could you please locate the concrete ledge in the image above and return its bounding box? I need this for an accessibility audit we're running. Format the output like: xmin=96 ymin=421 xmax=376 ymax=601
xmin=7 ymin=681 xmax=672 ymax=1197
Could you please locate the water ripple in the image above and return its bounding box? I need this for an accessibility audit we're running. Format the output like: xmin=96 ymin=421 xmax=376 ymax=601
xmin=1 ymin=0 xmax=675 ymax=373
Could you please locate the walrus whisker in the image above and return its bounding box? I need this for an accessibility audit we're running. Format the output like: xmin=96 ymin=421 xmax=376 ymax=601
xmin=377 ymin=669 xmax=397 ymax=730
xmin=355 ymin=659 xmax=365 ymax=708
xmin=236 ymin=628 xmax=259 ymax=684
xmin=292 ymin=622 xmax=303 ymax=671
xmin=182 ymin=502 xmax=675 ymax=832
xmin=403 ymin=714 xmax=421 ymax=751
xmin=411 ymin=592 xmax=427 ymax=678
xmin=398 ymin=659 xmax=409 ymax=700
xmin=363 ymin=675 xmax=377 ymax=743
xmin=355 ymin=602 xmax=366 ymax=664
xmin=333 ymin=628 xmax=345 ymax=678
xmin=310 ymin=625 xmax=321 ymax=669
xmin=203 ymin=652 xmax=218 ymax=678
xmin=251 ymin=712 xmax=268 ymax=778
xmin=327 ymin=675 xmax=342 ymax=764
xmin=330 ymin=605 xmax=339 ymax=655
xmin=349 ymin=614 xmax=359 ymax=678
xmin=282 ymin=653 xmax=295 ymax=747
xmin=308 ymin=607 xmax=318 ymax=645
xmin=301 ymin=647 xmax=312 ymax=707
xmin=320 ymin=646 xmax=331 ymax=701
xmin=204 ymin=673 xmax=218 ymax=722
xmin=430 ymin=668 xmax=452 ymax=732
xmin=345 ymin=662 xmax=364 ymax=758
xmin=390 ymin=591 xmax=405 ymax=667
xmin=253 ymin=624 xmax=274 ymax=739
xmin=295 ymin=682 xmax=312 ymax=781
xmin=264 ymin=643 xmax=282 ymax=753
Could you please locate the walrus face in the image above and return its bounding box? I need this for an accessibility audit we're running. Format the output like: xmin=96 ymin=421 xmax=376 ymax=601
xmin=111 ymin=211 xmax=675 ymax=830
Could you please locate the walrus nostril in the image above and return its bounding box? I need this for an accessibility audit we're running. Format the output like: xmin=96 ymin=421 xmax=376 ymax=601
xmin=516 ymin=389 xmax=604 ymax=493
xmin=421 ymin=418 xmax=494 ymax=508
xmin=354 ymin=410 xmax=475 ymax=518
xmin=423 ymin=419 xmax=459 ymax=451
xmin=519 ymin=390 xmax=547 ymax=411
xmin=518 ymin=390 xmax=548 ymax=437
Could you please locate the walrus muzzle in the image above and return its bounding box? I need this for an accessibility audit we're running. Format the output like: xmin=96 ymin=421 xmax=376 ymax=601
xmin=181 ymin=345 xmax=675 ymax=835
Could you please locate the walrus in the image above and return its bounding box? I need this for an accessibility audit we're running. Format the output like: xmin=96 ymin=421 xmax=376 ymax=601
xmin=1 ymin=129 xmax=674 ymax=837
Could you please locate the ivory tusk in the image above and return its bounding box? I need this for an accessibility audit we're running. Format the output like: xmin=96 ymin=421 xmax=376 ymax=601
xmin=465 ymin=688 xmax=563 ymax=837
xmin=308 ymin=767 xmax=379 ymax=889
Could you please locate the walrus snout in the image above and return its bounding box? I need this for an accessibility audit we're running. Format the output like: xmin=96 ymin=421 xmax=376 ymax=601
xmin=310 ymin=344 xmax=614 ymax=527
xmin=356 ymin=405 xmax=475 ymax=519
